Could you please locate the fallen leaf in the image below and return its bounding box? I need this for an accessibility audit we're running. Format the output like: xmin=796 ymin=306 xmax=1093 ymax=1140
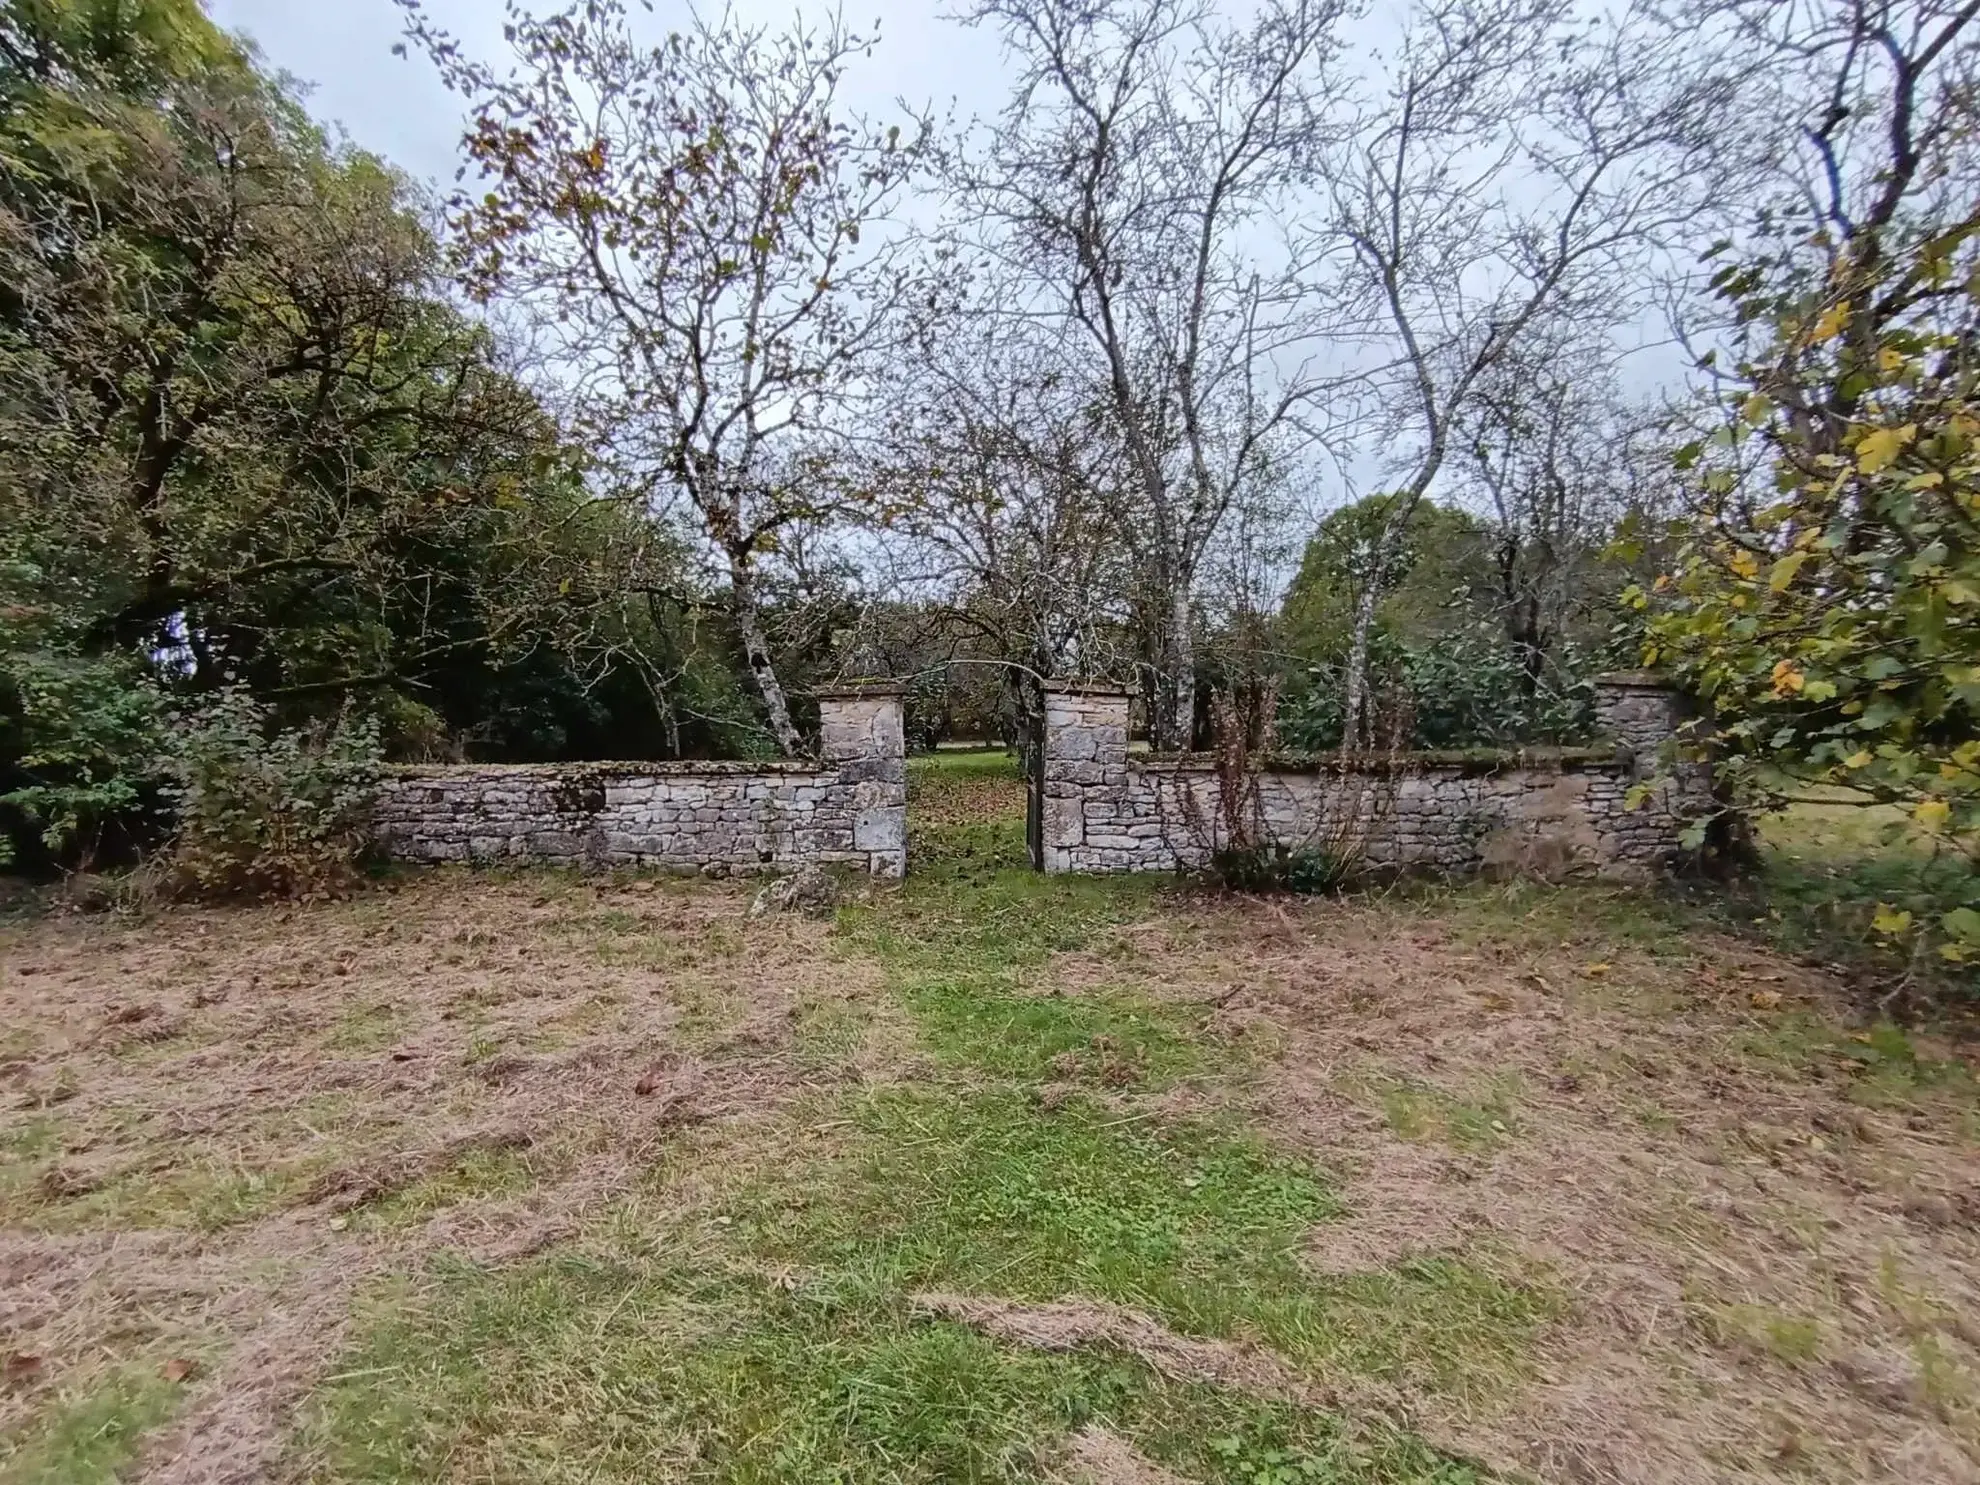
xmin=161 ymin=1358 xmax=197 ymax=1384
xmin=1750 ymin=989 xmax=1783 ymax=1010
xmin=4 ymin=1353 xmax=42 ymax=1385
xmin=1584 ymin=962 xmax=1612 ymax=977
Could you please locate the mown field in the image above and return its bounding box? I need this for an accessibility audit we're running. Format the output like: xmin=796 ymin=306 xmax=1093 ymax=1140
xmin=2 ymin=752 xmax=1977 ymax=1484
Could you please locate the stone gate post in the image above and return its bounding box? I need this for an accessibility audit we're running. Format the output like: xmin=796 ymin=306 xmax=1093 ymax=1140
xmin=1592 ymin=671 xmax=1689 ymax=775
xmin=817 ymin=684 xmax=907 ymax=876
xmin=1040 ymin=683 xmax=1132 ymax=873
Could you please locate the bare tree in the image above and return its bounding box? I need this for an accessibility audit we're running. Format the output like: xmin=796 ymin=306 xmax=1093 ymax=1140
xmin=1326 ymin=0 xmax=1733 ymax=743
xmin=953 ymin=0 xmax=1349 ymax=748
xmin=856 ymin=307 xmax=1138 ymax=744
xmin=1456 ymin=335 xmax=1675 ymax=688
xmin=401 ymin=1 xmax=933 ymax=755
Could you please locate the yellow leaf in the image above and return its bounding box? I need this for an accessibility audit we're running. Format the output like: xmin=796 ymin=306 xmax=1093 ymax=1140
xmin=1750 ymin=989 xmax=1782 ymax=1011
xmin=1771 ymin=659 xmax=1805 ymax=697
xmin=1871 ymin=904 xmax=1914 ymax=936
xmin=1584 ymin=962 xmax=1611 ymax=977
xmin=1845 ymin=750 xmax=1873 ymax=768
xmin=1877 ymin=345 xmax=1905 ymax=373
xmin=1905 ymin=470 xmax=1945 ymax=490
xmin=1730 ymin=548 xmax=1760 ymax=580
xmin=1810 ymin=301 xmax=1851 ymax=342
xmin=1856 ymin=424 xmax=1915 ymax=474
xmin=1914 ymin=797 xmax=1951 ymax=831
xmin=1769 ymin=551 xmax=1810 ymax=591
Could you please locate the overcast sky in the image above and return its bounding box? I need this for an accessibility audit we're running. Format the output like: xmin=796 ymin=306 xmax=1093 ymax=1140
xmin=207 ymin=0 xmax=1010 ymax=192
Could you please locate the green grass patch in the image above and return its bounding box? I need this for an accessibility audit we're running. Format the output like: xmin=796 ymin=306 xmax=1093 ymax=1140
xmin=325 ymin=999 xmax=405 ymax=1053
xmin=1371 ymin=1076 xmax=1520 ymax=1152
xmin=8 ymin=1152 xmax=308 ymax=1234
xmin=1691 ymin=1297 xmax=1823 ymax=1365
xmin=0 ymin=1366 xmax=182 ymax=1484
xmin=355 ymin=1143 xmax=541 ymax=1230
xmin=299 ymin=1251 xmax=1488 ymax=1485
xmin=1738 ymin=1012 xmax=1978 ymax=1118
xmin=728 ymin=1087 xmax=1553 ymax=1404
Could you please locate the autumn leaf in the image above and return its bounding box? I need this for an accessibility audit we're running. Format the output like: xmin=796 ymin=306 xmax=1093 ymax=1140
xmin=1870 ymin=904 xmax=1914 ymax=936
xmin=1913 ymin=797 xmax=1951 ymax=831
xmin=161 ymin=1357 xmax=198 ymax=1384
xmin=1855 ymin=424 xmax=1915 ymax=474
xmin=1809 ymin=300 xmax=1851 ymax=342
xmin=1770 ymin=658 xmax=1805 ymax=697
xmin=1749 ymin=989 xmax=1782 ymax=1010
xmin=4 ymin=1353 xmax=42 ymax=1385
xmin=1769 ymin=550 xmax=1810 ymax=591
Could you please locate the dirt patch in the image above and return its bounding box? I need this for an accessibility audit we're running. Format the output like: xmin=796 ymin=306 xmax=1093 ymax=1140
xmin=1086 ymin=896 xmax=1980 ymax=1485
xmin=0 ymin=873 xmax=888 ymax=1483
xmin=908 ymin=759 xmax=1026 ymax=827
xmin=1051 ymin=1424 xmax=1196 ymax=1485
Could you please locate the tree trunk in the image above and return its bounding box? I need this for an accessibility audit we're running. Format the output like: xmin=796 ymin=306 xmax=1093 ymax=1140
xmin=1167 ymin=581 xmax=1197 ymax=752
xmin=1340 ymin=512 xmax=1408 ymax=751
xmin=727 ymin=556 xmax=804 ymax=757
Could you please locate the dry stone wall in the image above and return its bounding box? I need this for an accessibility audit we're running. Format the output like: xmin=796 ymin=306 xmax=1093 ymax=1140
xmin=373 ymin=689 xmax=906 ymax=877
xmin=1041 ymin=677 xmax=1709 ymax=879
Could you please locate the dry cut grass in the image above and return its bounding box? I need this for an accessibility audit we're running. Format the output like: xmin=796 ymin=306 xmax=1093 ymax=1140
xmin=1055 ymin=888 xmax=1980 ymax=1484
xmin=2 ymin=785 xmax=1977 ymax=1485
xmin=0 ymin=872 xmax=895 ymax=1484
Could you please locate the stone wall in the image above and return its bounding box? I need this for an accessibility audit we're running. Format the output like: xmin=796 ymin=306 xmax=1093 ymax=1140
xmin=1041 ymin=677 xmax=1709 ymax=879
xmin=373 ymin=688 xmax=906 ymax=877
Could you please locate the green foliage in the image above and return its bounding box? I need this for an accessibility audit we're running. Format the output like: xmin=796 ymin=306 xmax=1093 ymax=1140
xmin=0 ymin=628 xmax=162 ymax=867
xmin=1646 ymin=218 xmax=1980 ymax=965
xmin=0 ymin=0 xmax=685 ymax=783
xmin=1209 ymin=843 xmax=1358 ymax=896
xmin=1279 ymin=627 xmax=1608 ymax=751
xmin=1283 ymin=496 xmax=1493 ymax=659
xmin=160 ymin=690 xmax=381 ymax=899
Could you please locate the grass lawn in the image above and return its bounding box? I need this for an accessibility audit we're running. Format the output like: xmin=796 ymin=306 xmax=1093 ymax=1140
xmin=2 ymin=753 xmax=1978 ymax=1484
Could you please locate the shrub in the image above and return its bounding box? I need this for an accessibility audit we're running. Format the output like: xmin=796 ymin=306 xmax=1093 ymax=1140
xmin=0 ymin=620 xmax=167 ymax=871
xmin=1207 ymin=843 xmax=1358 ymax=896
xmin=1277 ymin=627 xmax=1613 ymax=752
xmin=161 ymin=692 xmax=383 ymax=899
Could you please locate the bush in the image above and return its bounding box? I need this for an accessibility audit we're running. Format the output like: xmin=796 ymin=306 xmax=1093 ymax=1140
xmin=1277 ymin=627 xmax=1611 ymax=752
xmin=1207 ymin=843 xmax=1358 ymax=895
xmin=161 ymin=692 xmax=383 ymax=899
xmin=0 ymin=627 xmax=166 ymax=871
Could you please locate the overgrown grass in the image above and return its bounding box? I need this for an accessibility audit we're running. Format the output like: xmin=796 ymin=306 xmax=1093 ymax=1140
xmin=0 ymin=1367 xmax=183 ymax=1484
xmin=301 ymin=1253 xmax=1486 ymax=1485
xmin=296 ymin=762 xmax=1530 ymax=1482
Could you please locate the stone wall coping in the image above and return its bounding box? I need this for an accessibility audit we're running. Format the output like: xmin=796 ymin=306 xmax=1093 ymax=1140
xmin=1592 ymin=670 xmax=1677 ymax=690
xmin=383 ymin=759 xmax=829 ymax=780
xmin=813 ymin=681 xmax=907 ymax=699
xmin=1129 ymin=745 xmax=1626 ymax=777
xmin=1041 ymin=680 xmax=1134 ymax=696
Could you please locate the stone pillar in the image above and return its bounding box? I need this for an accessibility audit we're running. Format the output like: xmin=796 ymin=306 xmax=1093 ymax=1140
xmin=1593 ymin=671 xmax=1689 ymax=775
xmin=817 ymin=685 xmax=906 ymax=876
xmin=1040 ymin=683 xmax=1131 ymax=873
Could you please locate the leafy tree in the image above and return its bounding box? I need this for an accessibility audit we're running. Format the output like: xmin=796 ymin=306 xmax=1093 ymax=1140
xmin=0 ymin=0 xmax=668 ymax=863
xmin=1646 ymin=0 xmax=1980 ymax=962
xmin=1280 ymin=494 xmax=1493 ymax=661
